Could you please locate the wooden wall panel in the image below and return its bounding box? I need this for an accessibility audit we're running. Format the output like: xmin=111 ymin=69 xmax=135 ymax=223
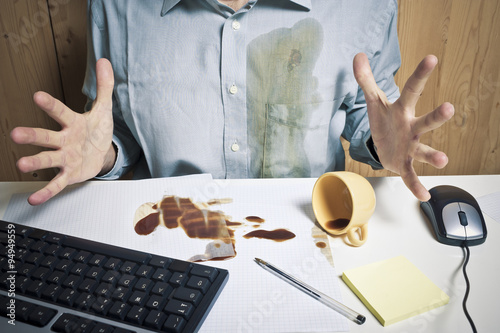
xmin=344 ymin=0 xmax=500 ymax=177
xmin=0 ymin=0 xmax=499 ymax=182
xmin=49 ymin=0 xmax=87 ymax=112
xmin=0 ymin=0 xmax=62 ymax=181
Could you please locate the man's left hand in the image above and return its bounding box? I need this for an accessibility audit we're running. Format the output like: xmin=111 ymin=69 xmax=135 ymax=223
xmin=353 ymin=53 xmax=454 ymax=201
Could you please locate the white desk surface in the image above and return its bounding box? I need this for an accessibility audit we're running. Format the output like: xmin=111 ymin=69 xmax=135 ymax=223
xmin=1 ymin=175 xmax=499 ymax=333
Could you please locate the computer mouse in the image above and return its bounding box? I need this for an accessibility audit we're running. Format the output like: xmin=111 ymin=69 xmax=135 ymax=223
xmin=420 ymin=185 xmax=487 ymax=246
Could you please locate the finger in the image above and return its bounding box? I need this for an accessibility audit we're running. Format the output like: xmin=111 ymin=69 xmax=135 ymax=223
xmin=400 ymin=164 xmax=431 ymax=202
xmin=33 ymin=91 xmax=77 ymax=128
xmin=93 ymin=58 xmax=115 ymax=110
xmin=28 ymin=173 xmax=69 ymax=206
xmin=16 ymin=150 xmax=66 ymax=173
xmin=397 ymin=55 xmax=438 ymax=109
xmin=10 ymin=127 xmax=63 ymax=149
xmin=412 ymin=102 xmax=454 ymax=135
xmin=413 ymin=143 xmax=449 ymax=169
xmin=353 ymin=53 xmax=388 ymax=105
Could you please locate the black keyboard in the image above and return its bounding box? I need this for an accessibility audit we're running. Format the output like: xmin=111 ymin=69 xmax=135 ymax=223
xmin=0 ymin=220 xmax=229 ymax=332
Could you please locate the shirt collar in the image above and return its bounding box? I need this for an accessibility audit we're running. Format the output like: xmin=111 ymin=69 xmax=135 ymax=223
xmin=161 ymin=0 xmax=311 ymax=17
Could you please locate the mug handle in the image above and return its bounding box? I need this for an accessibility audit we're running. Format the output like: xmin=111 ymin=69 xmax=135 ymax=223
xmin=346 ymin=224 xmax=368 ymax=246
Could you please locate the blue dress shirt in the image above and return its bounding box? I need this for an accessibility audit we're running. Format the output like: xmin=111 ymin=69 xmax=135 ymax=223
xmin=83 ymin=0 xmax=401 ymax=180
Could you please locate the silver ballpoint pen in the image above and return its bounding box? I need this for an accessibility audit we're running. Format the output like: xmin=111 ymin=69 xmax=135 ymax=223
xmin=255 ymin=258 xmax=366 ymax=325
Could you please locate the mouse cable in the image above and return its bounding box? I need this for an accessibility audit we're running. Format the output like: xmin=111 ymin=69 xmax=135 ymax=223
xmin=461 ymin=238 xmax=477 ymax=333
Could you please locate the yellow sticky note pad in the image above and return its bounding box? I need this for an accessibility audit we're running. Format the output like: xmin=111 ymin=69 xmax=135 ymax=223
xmin=342 ymin=256 xmax=449 ymax=326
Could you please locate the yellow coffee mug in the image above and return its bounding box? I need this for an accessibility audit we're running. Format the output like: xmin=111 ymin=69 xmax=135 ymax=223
xmin=312 ymin=171 xmax=376 ymax=246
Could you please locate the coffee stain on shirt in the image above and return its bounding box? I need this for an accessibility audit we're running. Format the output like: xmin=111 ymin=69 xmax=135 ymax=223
xmin=247 ymin=18 xmax=328 ymax=178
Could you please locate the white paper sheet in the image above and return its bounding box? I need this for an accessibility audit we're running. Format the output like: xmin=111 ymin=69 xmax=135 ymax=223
xmin=477 ymin=191 xmax=500 ymax=224
xmin=4 ymin=175 xmax=349 ymax=332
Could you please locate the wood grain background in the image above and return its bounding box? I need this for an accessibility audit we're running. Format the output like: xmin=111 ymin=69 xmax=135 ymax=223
xmin=1 ymin=0 xmax=499 ymax=182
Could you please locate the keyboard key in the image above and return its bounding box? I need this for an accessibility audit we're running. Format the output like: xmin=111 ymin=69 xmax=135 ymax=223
xmin=14 ymin=225 xmax=33 ymax=237
xmin=17 ymin=237 xmax=34 ymax=249
xmin=86 ymin=266 xmax=104 ymax=280
xmin=95 ymin=282 xmax=113 ymax=298
xmin=191 ymin=265 xmax=219 ymax=282
xmin=31 ymin=240 xmax=48 ymax=252
xmin=45 ymin=232 xmax=65 ymax=245
xmin=102 ymin=270 xmax=121 ymax=285
xmin=125 ymin=305 xmax=148 ymax=325
xmin=44 ymin=244 xmax=61 ymax=256
xmin=90 ymin=322 xmax=115 ymax=333
xmin=75 ymin=293 xmax=96 ymax=310
xmin=55 ymin=259 xmax=74 ymax=273
xmin=169 ymin=259 xmax=192 ymax=273
xmin=42 ymin=284 xmax=63 ymax=301
xmin=111 ymin=286 xmax=131 ymax=302
xmin=91 ymin=296 xmax=113 ymax=315
xmin=128 ymin=290 xmax=147 ymax=307
xmin=120 ymin=261 xmax=138 ymax=275
xmin=47 ymin=271 xmax=66 ymax=285
xmin=169 ymin=272 xmax=187 ymax=287
xmin=40 ymin=255 xmax=58 ymax=270
xmin=151 ymin=281 xmax=173 ymax=296
xmin=52 ymin=313 xmax=78 ymax=332
xmin=173 ymin=286 xmax=203 ymax=306
xmin=145 ymin=295 xmax=167 ymax=310
xmin=149 ymin=256 xmax=171 ymax=268
xmin=144 ymin=309 xmax=168 ymax=329
xmin=17 ymin=300 xmax=37 ymax=322
xmin=186 ymin=276 xmax=211 ymax=294
xmin=108 ymin=301 xmax=130 ymax=320
xmin=32 ymin=266 xmax=50 ymax=281
xmin=89 ymin=254 xmax=106 ymax=267
xmin=163 ymin=315 xmax=186 ymax=333
xmin=28 ymin=305 xmax=57 ymax=327
xmin=104 ymin=258 xmax=122 ymax=271
xmin=71 ymin=262 xmax=89 ymax=276
xmin=25 ymin=252 xmax=44 ymax=266
xmin=62 ymin=274 xmax=82 ymax=289
xmin=74 ymin=317 xmax=96 ymax=332
xmin=59 ymin=247 xmax=77 ymax=260
xmin=58 ymin=288 xmax=79 ymax=306
xmin=136 ymin=264 xmax=154 ymax=278
xmin=118 ymin=274 xmax=137 ymax=288
xmin=26 ymin=280 xmax=46 ymax=297
xmin=134 ymin=277 xmax=153 ymax=293
xmin=164 ymin=299 xmax=194 ymax=319
xmin=78 ymin=278 xmax=98 ymax=293
xmin=152 ymin=268 xmax=172 ymax=282
xmin=75 ymin=250 xmax=92 ymax=263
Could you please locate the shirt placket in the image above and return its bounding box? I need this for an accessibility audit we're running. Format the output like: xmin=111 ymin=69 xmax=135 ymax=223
xmin=221 ymin=12 xmax=248 ymax=178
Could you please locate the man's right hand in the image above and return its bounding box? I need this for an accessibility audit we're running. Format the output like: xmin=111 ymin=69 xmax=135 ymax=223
xmin=10 ymin=58 xmax=115 ymax=205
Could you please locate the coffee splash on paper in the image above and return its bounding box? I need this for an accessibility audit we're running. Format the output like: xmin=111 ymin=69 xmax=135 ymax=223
xmin=134 ymin=196 xmax=296 ymax=261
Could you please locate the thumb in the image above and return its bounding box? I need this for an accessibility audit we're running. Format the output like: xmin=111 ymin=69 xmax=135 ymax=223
xmin=94 ymin=58 xmax=114 ymax=110
xmin=353 ymin=53 xmax=384 ymax=104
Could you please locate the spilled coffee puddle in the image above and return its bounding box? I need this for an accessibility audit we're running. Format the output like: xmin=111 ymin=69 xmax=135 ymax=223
xmin=243 ymin=229 xmax=296 ymax=242
xmin=134 ymin=195 xmax=296 ymax=261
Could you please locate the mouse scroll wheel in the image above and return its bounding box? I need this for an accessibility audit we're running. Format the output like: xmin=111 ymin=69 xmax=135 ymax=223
xmin=458 ymin=211 xmax=468 ymax=226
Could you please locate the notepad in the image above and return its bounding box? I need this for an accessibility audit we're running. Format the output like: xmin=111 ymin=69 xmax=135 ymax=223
xmin=342 ymin=256 xmax=449 ymax=326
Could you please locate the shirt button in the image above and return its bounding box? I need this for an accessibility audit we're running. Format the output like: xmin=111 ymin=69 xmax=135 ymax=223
xmin=231 ymin=143 xmax=240 ymax=152
xmin=229 ymin=85 xmax=238 ymax=95
xmin=232 ymin=20 xmax=241 ymax=30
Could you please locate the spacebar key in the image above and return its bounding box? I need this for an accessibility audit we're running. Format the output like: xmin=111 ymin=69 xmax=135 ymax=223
xmin=62 ymin=236 xmax=151 ymax=264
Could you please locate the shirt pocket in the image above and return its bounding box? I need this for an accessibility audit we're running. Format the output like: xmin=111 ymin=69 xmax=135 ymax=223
xmin=262 ymin=98 xmax=343 ymax=178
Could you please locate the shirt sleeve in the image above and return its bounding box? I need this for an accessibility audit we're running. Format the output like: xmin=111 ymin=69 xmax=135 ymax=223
xmin=342 ymin=0 xmax=401 ymax=170
xmin=82 ymin=0 xmax=142 ymax=179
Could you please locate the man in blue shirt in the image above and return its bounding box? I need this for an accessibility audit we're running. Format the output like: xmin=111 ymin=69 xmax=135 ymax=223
xmin=11 ymin=0 xmax=454 ymax=205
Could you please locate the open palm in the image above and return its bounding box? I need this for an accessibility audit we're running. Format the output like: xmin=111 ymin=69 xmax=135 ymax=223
xmin=353 ymin=53 xmax=454 ymax=201
xmin=11 ymin=59 xmax=115 ymax=205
